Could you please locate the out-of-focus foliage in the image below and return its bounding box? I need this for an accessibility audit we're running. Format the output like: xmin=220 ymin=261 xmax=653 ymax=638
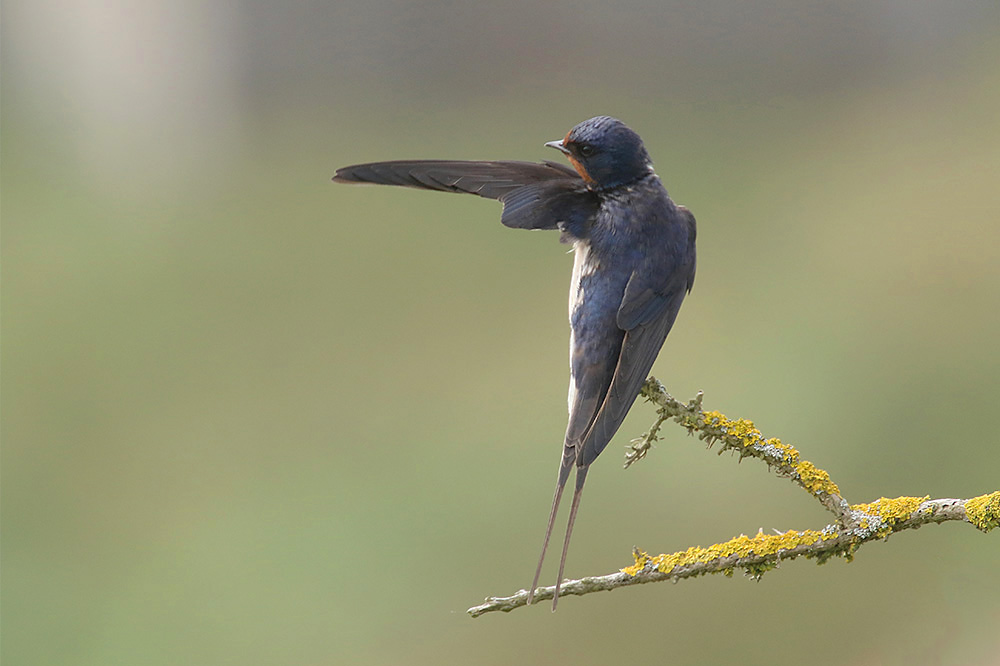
xmin=3 ymin=2 xmax=998 ymax=665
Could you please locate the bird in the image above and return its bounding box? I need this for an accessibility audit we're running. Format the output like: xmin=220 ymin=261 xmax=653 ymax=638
xmin=333 ymin=116 xmax=697 ymax=609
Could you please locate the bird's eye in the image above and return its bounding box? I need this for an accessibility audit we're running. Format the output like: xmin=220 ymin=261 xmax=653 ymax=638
xmin=578 ymin=144 xmax=596 ymax=157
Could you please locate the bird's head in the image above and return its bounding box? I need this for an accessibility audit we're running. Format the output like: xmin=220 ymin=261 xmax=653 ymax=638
xmin=545 ymin=116 xmax=653 ymax=191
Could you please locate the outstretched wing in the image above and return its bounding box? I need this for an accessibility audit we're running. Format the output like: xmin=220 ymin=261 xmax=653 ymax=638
xmin=334 ymin=159 xmax=595 ymax=231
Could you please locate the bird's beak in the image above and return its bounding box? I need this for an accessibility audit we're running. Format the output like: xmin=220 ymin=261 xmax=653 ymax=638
xmin=545 ymin=140 xmax=570 ymax=155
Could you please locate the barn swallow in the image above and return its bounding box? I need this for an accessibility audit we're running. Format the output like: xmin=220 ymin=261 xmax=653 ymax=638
xmin=334 ymin=116 xmax=697 ymax=609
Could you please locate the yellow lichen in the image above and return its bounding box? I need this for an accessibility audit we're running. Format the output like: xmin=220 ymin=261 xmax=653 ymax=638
xmin=851 ymin=496 xmax=927 ymax=521
xmin=703 ymin=412 xmax=807 ymax=467
xmin=701 ymin=411 xmax=764 ymax=448
xmin=621 ymin=529 xmax=839 ymax=578
xmin=700 ymin=410 xmax=724 ymax=425
xmin=622 ymin=549 xmax=651 ymax=576
xmin=965 ymin=491 xmax=1000 ymax=532
xmin=727 ymin=419 xmax=762 ymax=445
xmin=701 ymin=410 xmax=841 ymax=500
xmin=796 ymin=460 xmax=841 ymax=497
xmin=850 ymin=496 xmax=928 ymax=537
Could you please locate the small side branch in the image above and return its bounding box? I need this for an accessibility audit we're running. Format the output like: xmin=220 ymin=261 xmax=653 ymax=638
xmin=468 ymin=381 xmax=999 ymax=617
xmin=627 ymin=378 xmax=853 ymax=525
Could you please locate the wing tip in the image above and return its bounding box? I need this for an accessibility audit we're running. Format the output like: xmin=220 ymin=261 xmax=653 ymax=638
xmin=332 ymin=167 xmax=364 ymax=184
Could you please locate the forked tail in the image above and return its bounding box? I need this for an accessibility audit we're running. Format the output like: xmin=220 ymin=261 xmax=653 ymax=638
xmin=527 ymin=451 xmax=590 ymax=610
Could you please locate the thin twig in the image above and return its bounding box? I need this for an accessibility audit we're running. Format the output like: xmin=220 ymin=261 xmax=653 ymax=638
xmin=630 ymin=378 xmax=853 ymax=525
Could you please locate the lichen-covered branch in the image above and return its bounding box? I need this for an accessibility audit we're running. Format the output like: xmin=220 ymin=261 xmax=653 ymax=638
xmin=468 ymin=381 xmax=1000 ymax=618
xmin=627 ymin=378 xmax=852 ymax=525
xmin=468 ymin=494 xmax=996 ymax=617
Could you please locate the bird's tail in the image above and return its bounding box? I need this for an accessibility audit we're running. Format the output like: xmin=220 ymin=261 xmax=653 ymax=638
xmin=527 ymin=447 xmax=590 ymax=610
xmin=527 ymin=451 xmax=572 ymax=607
xmin=552 ymin=465 xmax=588 ymax=610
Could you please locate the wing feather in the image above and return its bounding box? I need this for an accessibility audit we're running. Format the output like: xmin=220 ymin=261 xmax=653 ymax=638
xmin=333 ymin=160 xmax=580 ymax=200
xmin=578 ymin=290 xmax=687 ymax=467
xmin=334 ymin=159 xmax=595 ymax=231
xmin=577 ymin=207 xmax=697 ymax=467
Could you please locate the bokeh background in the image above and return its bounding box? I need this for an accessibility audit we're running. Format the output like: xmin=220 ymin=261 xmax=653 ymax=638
xmin=3 ymin=1 xmax=999 ymax=664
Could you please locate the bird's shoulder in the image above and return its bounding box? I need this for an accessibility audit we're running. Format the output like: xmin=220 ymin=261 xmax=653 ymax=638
xmin=607 ymin=183 xmax=696 ymax=330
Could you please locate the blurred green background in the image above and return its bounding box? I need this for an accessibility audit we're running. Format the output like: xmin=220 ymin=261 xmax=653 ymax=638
xmin=3 ymin=1 xmax=999 ymax=664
